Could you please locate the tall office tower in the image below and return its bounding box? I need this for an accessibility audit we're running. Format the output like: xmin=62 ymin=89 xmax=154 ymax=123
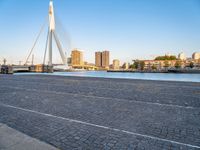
xmin=95 ymin=52 xmax=102 ymax=67
xmin=71 ymin=49 xmax=83 ymax=66
xmin=95 ymin=51 xmax=110 ymax=69
xmin=102 ymin=51 xmax=110 ymax=69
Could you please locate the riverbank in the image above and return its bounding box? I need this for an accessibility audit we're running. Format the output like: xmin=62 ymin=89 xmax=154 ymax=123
xmin=108 ymin=68 xmax=200 ymax=74
xmin=107 ymin=70 xmax=168 ymax=73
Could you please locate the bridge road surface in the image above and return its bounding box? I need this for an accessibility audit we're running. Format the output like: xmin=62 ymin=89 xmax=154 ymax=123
xmin=0 ymin=75 xmax=200 ymax=150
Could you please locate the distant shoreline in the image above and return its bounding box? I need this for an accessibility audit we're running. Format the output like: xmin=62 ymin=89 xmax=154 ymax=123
xmin=107 ymin=69 xmax=200 ymax=74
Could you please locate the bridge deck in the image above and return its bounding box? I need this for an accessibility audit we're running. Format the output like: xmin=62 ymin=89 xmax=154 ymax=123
xmin=12 ymin=66 xmax=30 ymax=72
xmin=0 ymin=75 xmax=200 ymax=150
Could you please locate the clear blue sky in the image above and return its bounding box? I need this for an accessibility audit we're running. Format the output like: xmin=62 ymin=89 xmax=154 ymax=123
xmin=0 ymin=0 xmax=200 ymax=64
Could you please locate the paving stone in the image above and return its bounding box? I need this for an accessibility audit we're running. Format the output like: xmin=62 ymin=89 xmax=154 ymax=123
xmin=0 ymin=75 xmax=200 ymax=150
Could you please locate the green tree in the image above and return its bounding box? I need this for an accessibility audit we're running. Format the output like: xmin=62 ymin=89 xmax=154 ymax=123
xmin=164 ymin=61 xmax=169 ymax=68
xmin=155 ymin=55 xmax=177 ymax=61
xmin=132 ymin=60 xmax=140 ymax=69
xmin=152 ymin=64 xmax=157 ymax=70
xmin=140 ymin=61 xmax=145 ymax=70
xmin=175 ymin=61 xmax=181 ymax=68
xmin=131 ymin=60 xmax=145 ymax=70
xmin=169 ymin=55 xmax=177 ymax=60
xmin=129 ymin=64 xmax=135 ymax=69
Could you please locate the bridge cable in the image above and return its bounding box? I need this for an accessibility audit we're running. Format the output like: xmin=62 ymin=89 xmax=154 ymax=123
xmin=55 ymin=14 xmax=72 ymax=53
xmin=53 ymin=31 xmax=67 ymax=64
xmin=25 ymin=17 xmax=48 ymax=65
xmin=43 ymin=29 xmax=50 ymax=65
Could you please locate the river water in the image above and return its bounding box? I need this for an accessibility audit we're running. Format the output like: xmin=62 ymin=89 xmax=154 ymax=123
xmin=16 ymin=71 xmax=200 ymax=83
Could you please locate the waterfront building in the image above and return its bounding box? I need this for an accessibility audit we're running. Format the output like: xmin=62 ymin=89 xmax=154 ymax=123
xmin=143 ymin=60 xmax=177 ymax=70
xmin=102 ymin=51 xmax=110 ymax=69
xmin=95 ymin=51 xmax=110 ymax=69
xmin=192 ymin=52 xmax=200 ymax=60
xmin=71 ymin=49 xmax=83 ymax=66
xmin=178 ymin=52 xmax=186 ymax=60
xmin=113 ymin=59 xmax=120 ymax=70
xmin=95 ymin=52 xmax=102 ymax=67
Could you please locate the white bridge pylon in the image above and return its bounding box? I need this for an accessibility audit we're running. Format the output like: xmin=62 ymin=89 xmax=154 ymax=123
xmin=48 ymin=0 xmax=67 ymax=66
xmin=25 ymin=0 xmax=68 ymax=67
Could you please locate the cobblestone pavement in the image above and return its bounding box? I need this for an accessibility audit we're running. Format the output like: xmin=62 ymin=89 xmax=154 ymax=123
xmin=0 ymin=75 xmax=200 ymax=150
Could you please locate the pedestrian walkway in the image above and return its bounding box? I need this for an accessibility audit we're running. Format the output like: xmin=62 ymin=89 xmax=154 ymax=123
xmin=0 ymin=75 xmax=200 ymax=149
xmin=0 ymin=123 xmax=58 ymax=150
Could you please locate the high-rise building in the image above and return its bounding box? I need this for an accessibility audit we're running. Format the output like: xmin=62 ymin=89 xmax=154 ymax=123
xmin=95 ymin=51 xmax=110 ymax=69
xmin=95 ymin=52 xmax=102 ymax=67
xmin=113 ymin=59 xmax=120 ymax=70
xmin=102 ymin=51 xmax=110 ymax=69
xmin=71 ymin=49 xmax=83 ymax=66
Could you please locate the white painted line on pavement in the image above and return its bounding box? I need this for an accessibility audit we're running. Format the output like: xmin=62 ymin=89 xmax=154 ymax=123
xmin=0 ymin=103 xmax=200 ymax=149
xmin=1 ymin=86 xmax=198 ymax=110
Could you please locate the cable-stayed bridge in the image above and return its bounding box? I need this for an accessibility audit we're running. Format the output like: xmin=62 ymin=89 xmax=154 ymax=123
xmin=0 ymin=0 xmax=96 ymax=74
xmin=10 ymin=0 xmax=68 ymax=73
